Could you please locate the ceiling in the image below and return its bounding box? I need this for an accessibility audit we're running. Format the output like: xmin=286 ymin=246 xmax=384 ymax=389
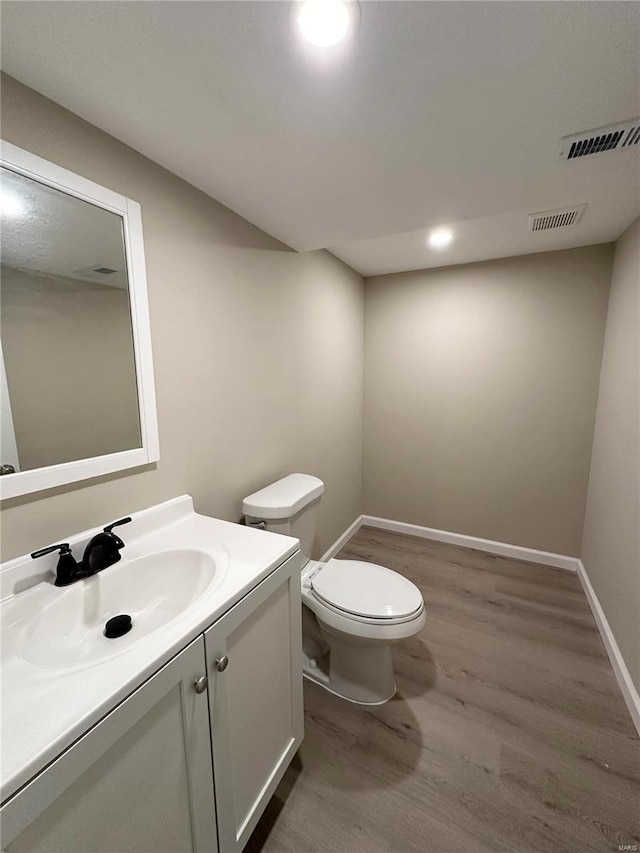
xmin=2 ymin=1 xmax=639 ymax=276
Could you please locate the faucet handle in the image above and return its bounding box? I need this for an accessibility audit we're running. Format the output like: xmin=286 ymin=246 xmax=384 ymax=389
xmin=103 ymin=517 xmax=132 ymax=534
xmin=103 ymin=517 xmax=132 ymax=549
xmin=31 ymin=542 xmax=73 ymax=560
xmin=31 ymin=543 xmax=85 ymax=587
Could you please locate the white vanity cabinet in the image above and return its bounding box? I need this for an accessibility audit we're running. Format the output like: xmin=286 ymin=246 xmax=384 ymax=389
xmin=2 ymin=637 xmax=217 ymax=853
xmin=206 ymin=558 xmax=303 ymax=852
xmin=1 ymin=553 xmax=304 ymax=853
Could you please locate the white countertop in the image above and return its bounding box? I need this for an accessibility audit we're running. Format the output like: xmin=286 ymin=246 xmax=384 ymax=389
xmin=0 ymin=496 xmax=299 ymax=805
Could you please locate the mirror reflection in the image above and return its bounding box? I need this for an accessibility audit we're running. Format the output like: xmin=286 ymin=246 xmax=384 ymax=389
xmin=0 ymin=167 xmax=142 ymax=474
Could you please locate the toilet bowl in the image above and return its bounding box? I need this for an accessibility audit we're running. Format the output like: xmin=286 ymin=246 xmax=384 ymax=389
xmin=242 ymin=474 xmax=426 ymax=705
xmin=301 ymin=558 xmax=425 ymax=703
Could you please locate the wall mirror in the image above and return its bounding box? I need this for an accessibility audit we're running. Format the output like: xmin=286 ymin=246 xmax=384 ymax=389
xmin=0 ymin=141 xmax=159 ymax=499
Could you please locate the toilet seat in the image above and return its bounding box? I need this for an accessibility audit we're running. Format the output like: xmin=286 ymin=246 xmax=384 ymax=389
xmin=310 ymin=558 xmax=423 ymax=622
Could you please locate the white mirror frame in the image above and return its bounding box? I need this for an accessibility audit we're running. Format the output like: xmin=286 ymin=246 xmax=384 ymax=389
xmin=0 ymin=141 xmax=159 ymax=500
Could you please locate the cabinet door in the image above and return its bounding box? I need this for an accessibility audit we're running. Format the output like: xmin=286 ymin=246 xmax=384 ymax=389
xmin=205 ymin=555 xmax=304 ymax=853
xmin=2 ymin=637 xmax=217 ymax=853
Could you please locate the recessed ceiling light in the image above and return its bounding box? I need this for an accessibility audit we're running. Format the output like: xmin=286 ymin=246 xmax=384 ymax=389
xmin=298 ymin=0 xmax=351 ymax=47
xmin=428 ymin=227 xmax=453 ymax=249
xmin=0 ymin=190 xmax=24 ymax=218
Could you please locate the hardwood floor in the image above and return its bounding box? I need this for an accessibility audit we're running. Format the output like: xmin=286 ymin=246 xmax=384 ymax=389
xmin=246 ymin=527 xmax=640 ymax=853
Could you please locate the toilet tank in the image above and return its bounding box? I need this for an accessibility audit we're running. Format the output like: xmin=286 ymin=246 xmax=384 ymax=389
xmin=242 ymin=474 xmax=324 ymax=558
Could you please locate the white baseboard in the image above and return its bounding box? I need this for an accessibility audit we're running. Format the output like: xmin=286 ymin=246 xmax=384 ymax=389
xmin=361 ymin=515 xmax=579 ymax=572
xmin=320 ymin=515 xmax=364 ymax=562
xmin=576 ymin=560 xmax=640 ymax=737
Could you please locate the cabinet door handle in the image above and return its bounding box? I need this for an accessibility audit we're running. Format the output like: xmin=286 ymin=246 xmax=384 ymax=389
xmin=194 ymin=676 xmax=208 ymax=694
xmin=216 ymin=656 xmax=229 ymax=673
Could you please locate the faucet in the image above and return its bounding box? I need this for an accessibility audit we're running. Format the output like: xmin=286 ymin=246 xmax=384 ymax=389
xmin=31 ymin=517 xmax=132 ymax=587
xmin=82 ymin=518 xmax=132 ymax=576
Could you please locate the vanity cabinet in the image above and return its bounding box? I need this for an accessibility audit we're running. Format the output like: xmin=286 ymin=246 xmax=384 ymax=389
xmin=2 ymin=637 xmax=217 ymax=853
xmin=1 ymin=554 xmax=303 ymax=853
xmin=206 ymin=560 xmax=303 ymax=852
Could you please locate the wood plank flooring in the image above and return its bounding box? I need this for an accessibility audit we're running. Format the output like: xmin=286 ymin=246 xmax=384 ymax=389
xmin=246 ymin=527 xmax=640 ymax=853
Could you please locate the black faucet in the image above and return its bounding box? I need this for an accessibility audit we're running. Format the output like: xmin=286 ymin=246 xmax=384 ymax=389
xmin=31 ymin=517 xmax=132 ymax=587
xmin=82 ymin=517 xmax=132 ymax=575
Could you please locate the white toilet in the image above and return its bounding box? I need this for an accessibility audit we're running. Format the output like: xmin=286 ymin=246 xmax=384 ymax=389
xmin=242 ymin=473 xmax=426 ymax=705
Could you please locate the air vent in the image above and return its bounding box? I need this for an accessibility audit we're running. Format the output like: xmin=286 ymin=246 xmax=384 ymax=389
xmin=72 ymin=264 xmax=122 ymax=283
xmin=528 ymin=204 xmax=586 ymax=233
xmin=559 ymin=119 xmax=640 ymax=161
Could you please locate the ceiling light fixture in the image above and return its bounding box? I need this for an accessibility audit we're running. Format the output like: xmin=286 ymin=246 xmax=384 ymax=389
xmin=428 ymin=227 xmax=453 ymax=249
xmin=298 ymin=0 xmax=351 ymax=47
xmin=0 ymin=190 xmax=24 ymax=218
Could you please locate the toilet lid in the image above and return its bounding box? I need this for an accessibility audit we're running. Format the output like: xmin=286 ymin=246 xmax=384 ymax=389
xmin=311 ymin=559 xmax=423 ymax=619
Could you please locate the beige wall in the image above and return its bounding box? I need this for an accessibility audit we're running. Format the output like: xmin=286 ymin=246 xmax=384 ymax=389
xmin=0 ymin=75 xmax=365 ymax=561
xmin=364 ymin=246 xmax=613 ymax=556
xmin=581 ymin=218 xmax=639 ymax=691
xmin=1 ymin=267 xmax=140 ymax=470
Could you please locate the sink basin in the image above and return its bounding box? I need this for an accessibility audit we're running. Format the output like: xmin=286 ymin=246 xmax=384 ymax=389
xmin=19 ymin=549 xmax=222 ymax=667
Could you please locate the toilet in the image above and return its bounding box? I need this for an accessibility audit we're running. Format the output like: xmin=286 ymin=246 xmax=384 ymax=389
xmin=242 ymin=473 xmax=425 ymax=705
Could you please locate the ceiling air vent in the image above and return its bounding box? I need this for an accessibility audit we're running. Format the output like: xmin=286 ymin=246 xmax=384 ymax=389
xmin=559 ymin=119 xmax=640 ymax=161
xmin=72 ymin=264 xmax=121 ymax=283
xmin=528 ymin=204 xmax=586 ymax=233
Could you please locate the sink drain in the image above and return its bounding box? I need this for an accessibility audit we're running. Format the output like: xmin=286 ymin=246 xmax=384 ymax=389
xmin=104 ymin=614 xmax=133 ymax=639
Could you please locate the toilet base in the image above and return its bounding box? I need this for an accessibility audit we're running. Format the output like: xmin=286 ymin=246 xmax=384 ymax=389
xmin=302 ymin=666 xmax=396 ymax=705
xmin=302 ymin=629 xmax=397 ymax=705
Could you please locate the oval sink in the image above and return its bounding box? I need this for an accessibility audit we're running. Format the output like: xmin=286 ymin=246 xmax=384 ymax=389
xmin=19 ymin=549 xmax=223 ymax=667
